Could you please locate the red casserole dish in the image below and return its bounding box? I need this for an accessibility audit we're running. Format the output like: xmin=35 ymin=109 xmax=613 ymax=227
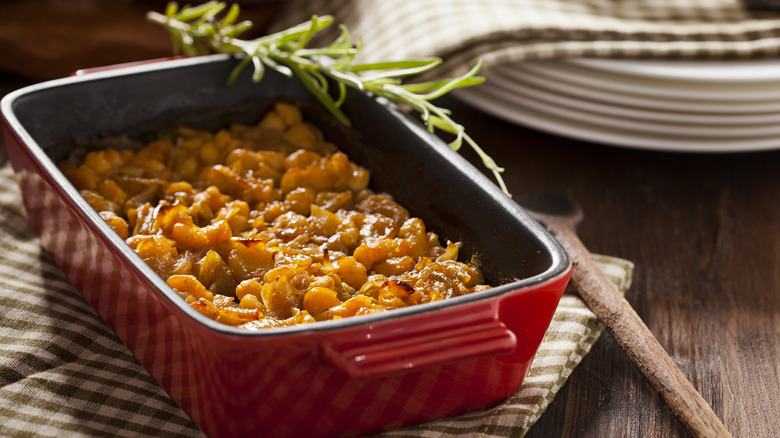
xmin=1 ymin=55 xmax=571 ymax=438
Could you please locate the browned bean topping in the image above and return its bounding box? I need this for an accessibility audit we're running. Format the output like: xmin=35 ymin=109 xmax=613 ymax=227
xmin=60 ymin=102 xmax=490 ymax=329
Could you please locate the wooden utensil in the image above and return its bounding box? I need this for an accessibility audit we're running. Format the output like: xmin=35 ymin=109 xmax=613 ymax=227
xmin=518 ymin=193 xmax=731 ymax=438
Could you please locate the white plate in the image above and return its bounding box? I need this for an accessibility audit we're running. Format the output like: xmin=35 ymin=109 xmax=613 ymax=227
xmin=492 ymin=63 xmax=780 ymax=114
xmin=568 ymin=58 xmax=780 ymax=83
xmin=453 ymin=83 xmax=780 ymax=152
xmin=484 ymin=68 xmax=780 ymax=126
xmin=512 ymin=61 xmax=780 ymax=101
xmin=474 ymin=78 xmax=780 ymax=137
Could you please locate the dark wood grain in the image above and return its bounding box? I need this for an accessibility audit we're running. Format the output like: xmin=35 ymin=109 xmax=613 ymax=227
xmin=439 ymin=95 xmax=780 ymax=438
xmin=0 ymin=0 xmax=283 ymax=80
xmin=521 ymin=194 xmax=730 ymax=437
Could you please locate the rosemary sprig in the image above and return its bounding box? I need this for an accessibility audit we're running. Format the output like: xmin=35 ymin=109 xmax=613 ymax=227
xmin=147 ymin=1 xmax=508 ymax=195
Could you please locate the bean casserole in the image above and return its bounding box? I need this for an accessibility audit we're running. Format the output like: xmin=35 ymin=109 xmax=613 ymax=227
xmin=60 ymin=102 xmax=491 ymax=329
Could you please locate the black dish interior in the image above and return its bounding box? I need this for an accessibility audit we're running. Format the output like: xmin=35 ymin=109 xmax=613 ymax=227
xmin=8 ymin=55 xmax=562 ymax=288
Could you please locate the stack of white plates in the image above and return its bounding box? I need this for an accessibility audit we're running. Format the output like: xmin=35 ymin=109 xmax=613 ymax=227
xmin=454 ymin=58 xmax=780 ymax=152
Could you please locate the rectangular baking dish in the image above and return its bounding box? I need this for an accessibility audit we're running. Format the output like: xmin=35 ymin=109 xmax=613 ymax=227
xmin=1 ymin=54 xmax=571 ymax=438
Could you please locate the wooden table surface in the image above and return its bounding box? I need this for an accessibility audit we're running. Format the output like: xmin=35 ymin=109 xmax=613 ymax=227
xmin=1 ymin=3 xmax=779 ymax=437
xmin=440 ymin=95 xmax=780 ymax=438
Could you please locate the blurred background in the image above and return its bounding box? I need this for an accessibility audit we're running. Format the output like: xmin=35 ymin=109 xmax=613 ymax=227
xmin=0 ymin=0 xmax=283 ymax=87
xmin=0 ymin=0 xmax=286 ymax=165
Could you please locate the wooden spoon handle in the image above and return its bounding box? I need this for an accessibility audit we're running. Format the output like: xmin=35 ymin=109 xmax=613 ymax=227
xmin=547 ymin=224 xmax=731 ymax=438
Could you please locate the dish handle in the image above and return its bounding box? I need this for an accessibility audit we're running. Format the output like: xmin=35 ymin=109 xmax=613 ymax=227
xmin=70 ymin=56 xmax=188 ymax=76
xmin=322 ymin=303 xmax=516 ymax=379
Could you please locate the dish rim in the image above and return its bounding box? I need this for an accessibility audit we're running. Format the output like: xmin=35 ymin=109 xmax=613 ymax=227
xmin=1 ymin=54 xmax=571 ymax=338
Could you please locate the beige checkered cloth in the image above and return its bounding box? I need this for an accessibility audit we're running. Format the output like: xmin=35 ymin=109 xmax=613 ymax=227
xmin=376 ymin=261 xmax=633 ymax=438
xmin=271 ymin=0 xmax=780 ymax=80
xmin=0 ymin=155 xmax=634 ymax=437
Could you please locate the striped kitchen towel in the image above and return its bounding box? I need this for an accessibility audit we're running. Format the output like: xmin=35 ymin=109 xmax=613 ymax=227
xmin=0 ymin=162 xmax=632 ymax=437
xmin=377 ymin=257 xmax=633 ymax=438
xmin=270 ymin=0 xmax=780 ymax=81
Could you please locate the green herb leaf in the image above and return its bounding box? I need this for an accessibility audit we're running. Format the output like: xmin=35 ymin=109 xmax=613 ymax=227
xmin=347 ymin=59 xmax=442 ymax=72
xmin=175 ymin=1 xmax=221 ymax=21
xmin=222 ymin=3 xmax=240 ymax=27
xmin=251 ymin=56 xmax=264 ymax=82
xmin=146 ymin=2 xmax=508 ymax=195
